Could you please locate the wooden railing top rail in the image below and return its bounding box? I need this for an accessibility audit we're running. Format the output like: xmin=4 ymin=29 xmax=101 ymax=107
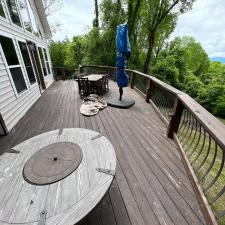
xmin=179 ymin=94 xmax=225 ymax=150
xmin=81 ymin=65 xmax=183 ymax=95
xmin=80 ymin=64 xmax=225 ymax=151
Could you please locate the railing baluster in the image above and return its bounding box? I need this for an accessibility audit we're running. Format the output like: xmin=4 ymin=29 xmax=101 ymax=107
xmin=204 ymin=149 xmax=225 ymax=193
xmin=195 ymin=136 xmax=211 ymax=172
xmin=188 ymin=124 xmax=202 ymax=158
xmin=199 ymin=142 xmax=218 ymax=182
xmin=185 ymin=117 xmax=198 ymax=155
xmin=209 ymin=184 xmax=225 ymax=205
xmin=191 ymin=129 xmax=206 ymax=165
xmin=216 ymin=210 xmax=225 ymax=220
xmin=178 ymin=109 xmax=187 ymax=138
xmin=180 ymin=111 xmax=192 ymax=143
xmin=183 ymin=114 xmax=196 ymax=152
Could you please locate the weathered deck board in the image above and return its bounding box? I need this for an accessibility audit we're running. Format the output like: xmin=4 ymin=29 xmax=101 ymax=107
xmin=0 ymin=80 xmax=206 ymax=225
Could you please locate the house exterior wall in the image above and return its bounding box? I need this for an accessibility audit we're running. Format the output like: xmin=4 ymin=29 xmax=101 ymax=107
xmin=0 ymin=0 xmax=54 ymax=134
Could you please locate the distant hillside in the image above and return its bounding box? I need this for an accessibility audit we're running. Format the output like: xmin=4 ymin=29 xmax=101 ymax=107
xmin=210 ymin=57 xmax=225 ymax=63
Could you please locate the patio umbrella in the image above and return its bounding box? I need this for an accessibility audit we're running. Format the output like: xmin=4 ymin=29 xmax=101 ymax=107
xmin=116 ymin=23 xmax=130 ymax=99
xmin=107 ymin=23 xmax=135 ymax=108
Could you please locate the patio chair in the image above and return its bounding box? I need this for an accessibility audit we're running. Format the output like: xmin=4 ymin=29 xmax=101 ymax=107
xmin=105 ymin=74 xmax=109 ymax=91
xmin=94 ymin=78 xmax=104 ymax=95
xmin=78 ymin=77 xmax=90 ymax=97
xmin=102 ymin=75 xmax=107 ymax=93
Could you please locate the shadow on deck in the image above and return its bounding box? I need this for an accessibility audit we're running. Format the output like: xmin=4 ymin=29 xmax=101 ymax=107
xmin=0 ymin=80 xmax=206 ymax=225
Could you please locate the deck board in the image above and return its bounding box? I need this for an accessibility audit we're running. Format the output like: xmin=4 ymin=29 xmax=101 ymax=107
xmin=0 ymin=80 xmax=206 ymax=225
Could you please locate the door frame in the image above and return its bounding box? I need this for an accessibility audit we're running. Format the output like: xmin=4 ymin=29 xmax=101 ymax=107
xmin=27 ymin=41 xmax=46 ymax=91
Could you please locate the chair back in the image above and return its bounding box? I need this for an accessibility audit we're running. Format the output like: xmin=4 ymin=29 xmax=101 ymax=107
xmin=78 ymin=77 xmax=90 ymax=96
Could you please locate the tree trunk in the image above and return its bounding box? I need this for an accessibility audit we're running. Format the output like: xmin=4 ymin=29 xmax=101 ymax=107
xmin=93 ymin=0 xmax=99 ymax=28
xmin=128 ymin=0 xmax=141 ymax=38
xmin=143 ymin=31 xmax=155 ymax=74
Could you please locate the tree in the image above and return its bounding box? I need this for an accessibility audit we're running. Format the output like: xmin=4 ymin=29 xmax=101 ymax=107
xmin=152 ymin=55 xmax=179 ymax=87
xmin=127 ymin=0 xmax=142 ymax=38
xmin=43 ymin=0 xmax=62 ymax=16
xmin=93 ymin=0 xmax=99 ymax=28
xmin=142 ymin=0 xmax=196 ymax=74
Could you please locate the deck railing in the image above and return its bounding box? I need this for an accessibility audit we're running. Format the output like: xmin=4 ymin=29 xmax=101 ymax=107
xmin=80 ymin=65 xmax=225 ymax=225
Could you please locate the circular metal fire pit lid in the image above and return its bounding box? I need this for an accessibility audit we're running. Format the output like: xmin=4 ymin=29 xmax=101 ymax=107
xmin=23 ymin=142 xmax=82 ymax=185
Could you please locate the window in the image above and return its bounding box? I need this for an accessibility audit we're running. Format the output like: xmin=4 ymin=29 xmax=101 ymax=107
xmin=26 ymin=0 xmax=40 ymax=37
xmin=38 ymin=47 xmax=47 ymax=76
xmin=18 ymin=0 xmax=32 ymax=32
xmin=43 ymin=49 xmax=51 ymax=74
xmin=0 ymin=0 xmax=5 ymax=18
xmin=0 ymin=36 xmax=27 ymax=94
xmin=19 ymin=41 xmax=36 ymax=85
xmin=6 ymin=0 xmax=22 ymax=27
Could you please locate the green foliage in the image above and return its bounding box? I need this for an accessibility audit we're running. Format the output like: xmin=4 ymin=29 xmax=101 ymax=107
xmin=197 ymin=84 xmax=225 ymax=115
xmin=49 ymin=40 xmax=66 ymax=67
xmin=152 ymin=55 xmax=179 ymax=87
xmin=214 ymin=95 xmax=225 ymax=117
xmin=183 ymin=72 xmax=203 ymax=98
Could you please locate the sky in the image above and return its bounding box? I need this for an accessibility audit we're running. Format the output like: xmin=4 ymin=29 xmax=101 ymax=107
xmin=48 ymin=0 xmax=225 ymax=58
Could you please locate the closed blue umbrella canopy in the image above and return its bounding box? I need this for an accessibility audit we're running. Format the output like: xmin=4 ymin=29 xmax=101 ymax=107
xmin=116 ymin=23 xmax=131 ymax=54
xmin=117 ymin=68 xmax=128 ymax=88
xmin=116 ymin=23 xmax=131 ymax=88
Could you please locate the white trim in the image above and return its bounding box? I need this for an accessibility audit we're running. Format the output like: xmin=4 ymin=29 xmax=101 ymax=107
xmin=31 ymin=0 xmax=51 ymax=38
xmin=36 ymin=44 xmax=46 ymax=77
xmin=17 ymin=0 xmax=33 ymax=34
xmin=42 ymin=47 xmax=50 ymax=76
xmin=8 ymin=65 xmax=20 ymax=69
xmin=0 ymin=0 xmax=7 ymax=22
xmin=5 ymin=0 xmax=23 ymax=30
xmin=15 ymin=0 xmax=25 ymax=30
xmin=26 ymin=0 xmax=41 ymax=39
xmin=0 ymin=35 xmax=29 ymax=97
xmin=13 ymin=37 xmax=30 ymax=87
xmin=16 ymin=38 xmax=38 ymax=87
xmin=0 ymin=19 xmax=47 ymax=44
xmin=0 ymin=43 xmax=18 ymax=97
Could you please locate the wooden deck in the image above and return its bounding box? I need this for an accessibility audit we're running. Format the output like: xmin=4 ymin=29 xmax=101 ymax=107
xmin=0 ymin=80 xmax=206 ymax=225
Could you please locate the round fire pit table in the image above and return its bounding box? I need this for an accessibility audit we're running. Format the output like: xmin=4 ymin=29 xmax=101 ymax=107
xmin=0 ymin=128 xmax=116 ymax=225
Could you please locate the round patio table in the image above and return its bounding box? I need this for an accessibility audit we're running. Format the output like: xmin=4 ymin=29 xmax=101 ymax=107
xmin=0 ymin=128 xmax=116 ymax=225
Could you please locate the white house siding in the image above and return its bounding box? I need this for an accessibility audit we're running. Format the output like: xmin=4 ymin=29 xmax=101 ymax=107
xmin=0 ymin=0 xmax=54 ymax=133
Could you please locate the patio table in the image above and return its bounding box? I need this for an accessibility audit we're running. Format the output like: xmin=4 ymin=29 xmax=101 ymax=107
xmin=0 ymin=128 xmax=116 ymax=225
xmin=83 ymin=74 xmax=104 ymax=81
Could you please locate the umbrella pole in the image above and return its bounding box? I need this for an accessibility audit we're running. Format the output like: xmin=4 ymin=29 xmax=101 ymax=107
xmin=119 ymin=87 xmax=123 ymax=101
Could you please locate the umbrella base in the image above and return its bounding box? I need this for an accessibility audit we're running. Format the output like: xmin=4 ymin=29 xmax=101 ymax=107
xmin=107 ymin=97 xmax=135 ymax=108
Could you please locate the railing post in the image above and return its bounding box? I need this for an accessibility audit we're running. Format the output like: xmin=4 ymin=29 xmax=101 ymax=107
xmin=146 ymin=78 xmax=153 ymax=103
xmin=79 ymin=65 xmax=84 ymax=73
xmin=130 ymin=71 xmax=134 ymax=89
xmin=167 ymin=98 xmax=184 ymax=139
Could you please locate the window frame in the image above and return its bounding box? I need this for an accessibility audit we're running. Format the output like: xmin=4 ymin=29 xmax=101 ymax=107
xmin=17 ymin=39 xmax=37 ymax=87
xmin=43 ymin=48 xmax=51 ymax=76
xmin=17 ymin=0 xmax=33 ymax=34
xmin=5 ymin=0 xmax=23 ymax=29
xmin=0 ymin=34 xmax=29 ymax=98
xmin=26 ymin=0 xmax=41 ymax=38
xmin=37 ymin=46 xmax=48 ymax=77
xmin=0 ymin=0 xmax=7 ymax=20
